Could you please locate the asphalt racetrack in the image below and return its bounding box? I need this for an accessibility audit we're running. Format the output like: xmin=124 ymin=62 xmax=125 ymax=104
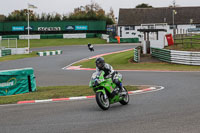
xmin=0 ymin=44 xmax=200 ymax=133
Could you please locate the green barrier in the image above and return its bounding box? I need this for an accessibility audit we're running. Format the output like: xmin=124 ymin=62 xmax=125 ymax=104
xmin=40 ymin=34 xmax=63 ymax=39
xmin=151 ymin=48 xmax=171 ymax=62
xmin=2 ymin=35 xmax=19 ymax=39
xmin=109 ymin=38 xmax=118 ymax=43
xmin=120 ymin=38 xmax=139 ymax=43
xmin=96 ymin=34 xmax=102 ymax=38
xmin=109 ymin=38 xmax=139 ymax=43
xmin=1 ymin=49 xmax=11 ymax=56
xmin=86 ymin=33 xmax=96 ymax=38
xmin=0 ymin=68 xmax=36 ymax=96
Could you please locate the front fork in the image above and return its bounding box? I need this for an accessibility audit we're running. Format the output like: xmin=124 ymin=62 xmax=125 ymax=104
xmin=96 ymin=89 xmax=108 ymax=99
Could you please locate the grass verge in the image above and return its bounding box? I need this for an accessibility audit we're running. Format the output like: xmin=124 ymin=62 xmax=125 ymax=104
xmin=0 ymin=85 xmax=140 ymax=104
xmin=74 ymin=50 xmax=200 ymax=71
xmin=17 ymin=38 xmax=107 ymax=48
xmin=0 ymin=51 xmax=38 ymax=62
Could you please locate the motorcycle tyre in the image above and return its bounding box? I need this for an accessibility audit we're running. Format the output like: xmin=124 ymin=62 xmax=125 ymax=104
xmin=96 ymin=92 xmax=110 ymax=110
xmin=119 ymin=87 xmax=129 ymax=105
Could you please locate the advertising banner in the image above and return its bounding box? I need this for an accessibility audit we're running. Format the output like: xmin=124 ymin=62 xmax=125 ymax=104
xmin=12 ymin=26 xmax=24 ymax=31
xmin=75 ymin=26 xmax=88 ymax=30
xmin=66 ymin=26 xmax=75 ymax=30
xmin=63 ymin=34 xmax=86 ymax=38
xmin=38 ymin=27 xmax=61 ymax=31
xmin=25 ymin=26 xmax=34 ymax=31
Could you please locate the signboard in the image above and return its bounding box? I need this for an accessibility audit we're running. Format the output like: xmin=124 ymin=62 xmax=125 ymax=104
xmin=75 ymin=25 xmax=88 ymax=30
xmin=38 ymin=27 xmax=61 ymax=31
xmin=12 ymin=26 xmax=24 ymax=31
xmin=66 ymin=26 xmax=75 ymax=30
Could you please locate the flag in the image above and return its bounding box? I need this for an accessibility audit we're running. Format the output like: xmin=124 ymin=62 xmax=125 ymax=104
xmin=28 ymin=4 xmax=37 ymax=9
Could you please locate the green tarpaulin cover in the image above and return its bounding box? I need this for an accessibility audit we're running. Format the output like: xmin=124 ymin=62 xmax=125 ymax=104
xmin=0 ymin=68 xmax=36 ymax=96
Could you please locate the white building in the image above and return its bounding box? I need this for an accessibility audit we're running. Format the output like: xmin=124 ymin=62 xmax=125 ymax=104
xmin=117 ymin=6 xmax=200 ymax=40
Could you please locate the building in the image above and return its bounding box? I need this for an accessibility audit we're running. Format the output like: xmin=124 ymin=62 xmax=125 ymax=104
xmin=117 ymin=6 xmax=200 ymax=40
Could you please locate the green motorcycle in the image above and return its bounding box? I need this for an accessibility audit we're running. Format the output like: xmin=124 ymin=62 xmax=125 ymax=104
xmin=89 ymin=71 xmax=129 ymax=110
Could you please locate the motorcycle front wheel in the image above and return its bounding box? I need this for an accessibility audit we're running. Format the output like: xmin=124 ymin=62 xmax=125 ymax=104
xmin=96 ymin=92 xmax=110 ymax=110
xmin=119 ymin=87 xmax=129 ymax=105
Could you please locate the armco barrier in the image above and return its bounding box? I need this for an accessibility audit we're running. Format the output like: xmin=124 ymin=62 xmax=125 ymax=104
xmin=151 ymin=47 xmax=200 ymax=65
xmin=151 ymin=48 xmax=171 ymax=62
xmin=133 ymin=46 xmax=141 ymax=62
xmin=37 ymin=50 xmax=62 ymax=56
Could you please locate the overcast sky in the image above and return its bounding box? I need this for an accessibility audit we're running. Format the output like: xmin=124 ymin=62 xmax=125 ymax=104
xmin=0 ymin=0 xmax=200 ymax=17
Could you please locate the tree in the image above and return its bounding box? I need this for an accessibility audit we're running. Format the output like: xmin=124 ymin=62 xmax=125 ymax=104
xmin=107 ymin=7 xmax=116 ymax=24
xmin=136 ymin=3 xmax=153 ymax=8
xmin=3 ymin=1 xmax=115 ymax=23
xmin=0 ymin=15 xmax=5 ymax=22
xmin=5 ymin=9 xmax=36 ymax=21
xmin=68 ymin=2 xmax=115 ymax=24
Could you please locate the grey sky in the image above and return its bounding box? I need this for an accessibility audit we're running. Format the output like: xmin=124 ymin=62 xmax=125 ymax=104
xmin=0 ymin=0 xmax=200 ymax=17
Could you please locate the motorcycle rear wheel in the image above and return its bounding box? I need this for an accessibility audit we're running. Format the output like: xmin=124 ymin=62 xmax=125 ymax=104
xmin=96 ymin=92 xmax=110 ymax=110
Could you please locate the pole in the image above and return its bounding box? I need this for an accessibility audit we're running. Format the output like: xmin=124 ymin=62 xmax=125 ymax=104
xmin=172 ymin=10 xmax=175 ymax=38
xmin=28 ymin=8 xmax=30 ymax=50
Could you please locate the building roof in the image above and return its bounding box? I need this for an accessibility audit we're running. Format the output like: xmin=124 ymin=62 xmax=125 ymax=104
xmin=118 ymin=6 xmax=200 ymax=26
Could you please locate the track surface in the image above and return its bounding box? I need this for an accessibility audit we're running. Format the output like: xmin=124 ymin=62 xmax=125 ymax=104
xmin=0 ymin=44 xmax=200 ymax=133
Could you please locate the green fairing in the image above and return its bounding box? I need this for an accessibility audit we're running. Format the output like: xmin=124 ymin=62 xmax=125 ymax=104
xmin=89 ymin=71 xmax=123 ymax=104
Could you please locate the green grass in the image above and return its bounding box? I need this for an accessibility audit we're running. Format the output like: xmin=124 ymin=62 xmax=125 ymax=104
xmin=0 ymin=38 xmax=106 ymax=62
xmin=16 ymin=38 xmax=107 ymax=48
xmin=0 ymin=85 xmax=139 ymax=104
xmin=0 ymin=51 xmax=38 ymax=62
xmin=74 ymin=50 xmax=200 ymax=71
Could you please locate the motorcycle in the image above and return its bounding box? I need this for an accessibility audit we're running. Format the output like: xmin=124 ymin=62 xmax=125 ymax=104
xmin=88 ymin=44 xmax=94 ymax=52
xmin=89 ymin=71 xmax=129 ymax=110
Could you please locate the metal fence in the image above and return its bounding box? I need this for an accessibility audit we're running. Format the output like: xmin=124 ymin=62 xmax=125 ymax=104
xmin=174 ymin=34 xmax=200 ymax=48
xmin=0 ymin=38 xmax=17 ymax=48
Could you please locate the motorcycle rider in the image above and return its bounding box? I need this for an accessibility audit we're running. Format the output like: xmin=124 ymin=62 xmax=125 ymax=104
xmin=88 ymin=43 xmax=94 ymax=52
xmin=95 ymin=57 xmax=125 ymax=95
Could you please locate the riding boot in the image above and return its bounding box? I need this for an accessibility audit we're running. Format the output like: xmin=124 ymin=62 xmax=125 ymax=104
xmin=118 ymin=83 xmax=126 ymax=96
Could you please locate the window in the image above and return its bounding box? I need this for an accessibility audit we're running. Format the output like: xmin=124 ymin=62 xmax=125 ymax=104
xmin=126 ymin=32 xmax=129 ymax=34
xmin=125 ymin=26 xmax=135 ymax=30
xmin=125 ymin=26 xmax=129 ymax=30
xmin=130 ymin=26 xmax=135 ymax=30
xmin=148 ymin=25 xmax=154 ymax=29
xmin=170 ymin=25 xmax=177 ymax=29
xmin=120 ymin=27 xmax=122 ymax=37
xmin=132 ymin=32 xmax=136 ymax=35
xmin=196 ymin=24 xmax=200 ymax=28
